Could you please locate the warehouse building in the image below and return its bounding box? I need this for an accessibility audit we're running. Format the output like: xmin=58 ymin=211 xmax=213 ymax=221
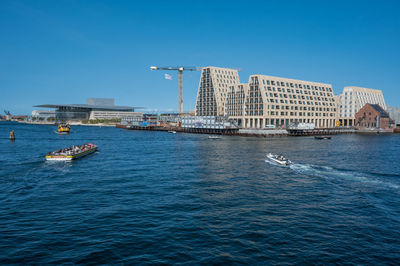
xmin=355 ymin=103 xmax=393 ymax=130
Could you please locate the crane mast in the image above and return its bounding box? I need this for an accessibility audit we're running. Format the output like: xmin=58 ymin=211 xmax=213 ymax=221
xmin=150 ymin=66 xmax=202 ymax=116
xmin=178 ymin=70 xmax=183 ymax=114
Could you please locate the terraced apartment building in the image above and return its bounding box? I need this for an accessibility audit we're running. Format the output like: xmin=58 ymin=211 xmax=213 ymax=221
xmin=226 ymin=75 xmax=338 ymax=128
xmin=338 ymin=86 xmax=386 ymax=126
xmin=195 ymin=67 xmax=240 ymax=116
xmin=225 ymin=83 xmax=249 ymax=122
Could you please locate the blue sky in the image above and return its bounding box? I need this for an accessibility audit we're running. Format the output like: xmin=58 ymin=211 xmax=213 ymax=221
xmin=1 ymin=0 xmax=399 ymax=114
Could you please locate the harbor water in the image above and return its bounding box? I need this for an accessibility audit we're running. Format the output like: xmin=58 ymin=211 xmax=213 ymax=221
xmin=0 ymin=121 xmax=399 ymax=264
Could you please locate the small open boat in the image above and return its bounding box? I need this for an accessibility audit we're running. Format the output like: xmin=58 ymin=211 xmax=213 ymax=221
xmin=208 ymin=135 xmax=221 ymax=139
xmin=266 ymin=153 xmax=292 ymax=166
xmin=168 ymin=131 xmax=177 ymax=134
xmin=46 ymin=143 xmax=97 ymax=161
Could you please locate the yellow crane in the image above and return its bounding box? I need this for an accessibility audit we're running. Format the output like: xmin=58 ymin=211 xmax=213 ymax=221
xmin=150 ymin=66 xmax=202 ymax=115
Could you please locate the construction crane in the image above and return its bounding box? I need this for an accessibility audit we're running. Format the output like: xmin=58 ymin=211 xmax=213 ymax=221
xmin=150 ymin=66 xmax=202 ymax=115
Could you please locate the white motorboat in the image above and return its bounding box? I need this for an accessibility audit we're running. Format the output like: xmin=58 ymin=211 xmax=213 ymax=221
xmin=168 ymin=131 xmax=177 ymax=134
xmin=208 ymin=135 xmax=221 ymax=139
xmin=266 ymin=153 xmax=291 ymax=166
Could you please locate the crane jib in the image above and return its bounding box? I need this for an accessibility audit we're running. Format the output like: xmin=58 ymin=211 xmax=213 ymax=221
xmin=149 ymin=66 xmax=202 ymax=115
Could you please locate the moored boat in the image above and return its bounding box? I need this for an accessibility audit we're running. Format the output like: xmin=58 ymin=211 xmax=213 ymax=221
xmin=46 ymin=143 xmax=97 ymax=161
xmin=168 ymin=130 xmax=177 ymax=134
xmin=266 ymin=153 xmax=291 ymax=166
xmin=208 ymin=135 xmax=221 ymax=139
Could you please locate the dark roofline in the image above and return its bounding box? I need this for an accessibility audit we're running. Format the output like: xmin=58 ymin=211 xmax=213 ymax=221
xmin=369 ymin=104 xmax=389 ymax=117
xmin=34 ymin=104 xmax=138 ymax=111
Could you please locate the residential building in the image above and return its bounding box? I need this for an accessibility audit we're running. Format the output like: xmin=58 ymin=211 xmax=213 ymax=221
xmin=195 ymin=67 xmax=240 ymax=116
xmin=227 ymin=74 xmax=338 ymax=128
xmin=339 ymin=86 xmax=386 ymax=126
xmin=226 ymin=83 xmax=249 ymax=127
xmin=355 ymin=104 xmax=393 ymax=129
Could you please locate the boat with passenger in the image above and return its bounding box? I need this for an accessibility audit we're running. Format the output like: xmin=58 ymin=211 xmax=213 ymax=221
xmin=266 ymin=153 xmax=292 ymax=166
xmin=46 ymin=143 xmax=98 ymax=161
xmin=58 ymin=123 xmax=70 ymax=134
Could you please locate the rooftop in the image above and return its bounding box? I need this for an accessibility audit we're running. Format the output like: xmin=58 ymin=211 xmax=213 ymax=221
xmin=34 ymin=98 xmax=139 ymax=111
xmin=370 ymin=104 xmax=389 ymax=117
xmin=34 ymin=104 xmax=135 ymax=111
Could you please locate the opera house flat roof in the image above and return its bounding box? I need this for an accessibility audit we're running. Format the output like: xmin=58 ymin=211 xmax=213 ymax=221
xmin=34 ymin=104 xmax=135 ymax=111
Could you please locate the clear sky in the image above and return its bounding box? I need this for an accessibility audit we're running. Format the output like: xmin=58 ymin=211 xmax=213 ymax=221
xmin=1 ymin=0 xmax=399 ymax=114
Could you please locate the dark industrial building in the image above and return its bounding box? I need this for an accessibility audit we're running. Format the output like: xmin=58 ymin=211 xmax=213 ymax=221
xmin=35 ymin=98 xmax=136 ymax=121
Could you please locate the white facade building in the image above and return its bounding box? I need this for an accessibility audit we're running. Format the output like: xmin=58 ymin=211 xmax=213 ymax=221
xmin=226 ymin=75 xmax=338 ymax=128
xmin=89 ymin=111 xmax=142 ymax=120
xmin=339 ymin=86 xmax=386 ymax=126
xmin=338 ymin=86 xmax=386 ymax=126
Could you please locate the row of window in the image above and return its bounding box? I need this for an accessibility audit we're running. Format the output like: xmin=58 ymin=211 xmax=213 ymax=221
xmin=262 ymin=86 xmax=332 ymax=97
xmin=254 ymin=78 xmax=333 ymax=92
xmin=211 ymin=68 xmax=237 ymax=76
xmin=243 ymin=104 xmax=335 ymax=112
xmin=245 ymin=98 xmax=335 ymax=107
xmin=244 ymin=111 xmax=336 ymax=117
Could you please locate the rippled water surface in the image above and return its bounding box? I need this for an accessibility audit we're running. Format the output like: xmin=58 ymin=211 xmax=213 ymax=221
xmin=1 ymin=122 xmax=400 ymax=264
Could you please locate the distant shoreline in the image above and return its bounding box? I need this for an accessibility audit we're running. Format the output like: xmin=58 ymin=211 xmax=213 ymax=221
xmin=15 ymin=121 xmax=117 ymax=127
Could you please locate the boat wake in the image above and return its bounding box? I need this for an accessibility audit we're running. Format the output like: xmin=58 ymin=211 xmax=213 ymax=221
xmin=289 ymin=163 xmax=399 ymax=190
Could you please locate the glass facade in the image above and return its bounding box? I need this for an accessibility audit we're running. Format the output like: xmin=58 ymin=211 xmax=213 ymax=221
xmin=56 ymin=107 xmax=91 ymax=121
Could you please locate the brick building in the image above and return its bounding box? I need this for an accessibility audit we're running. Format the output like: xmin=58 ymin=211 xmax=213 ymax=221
xmin=355 ymin=103 xmax=393 ymax=129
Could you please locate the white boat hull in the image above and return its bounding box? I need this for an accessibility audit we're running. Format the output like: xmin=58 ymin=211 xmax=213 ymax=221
xmin=266 ymin=153 xmax=291 ymax=166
